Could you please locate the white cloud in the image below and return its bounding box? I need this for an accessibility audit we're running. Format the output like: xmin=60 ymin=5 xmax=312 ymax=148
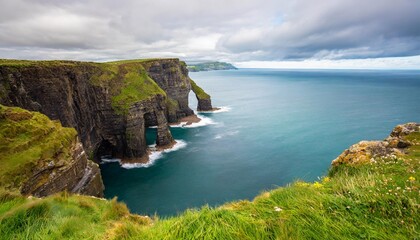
xmin=0 ymin=0 xmax=419 ymax=68
xmin=235 ymin=55 xmax=420 ymax=69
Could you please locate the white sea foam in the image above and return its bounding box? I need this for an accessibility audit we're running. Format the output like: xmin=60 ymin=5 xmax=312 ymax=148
xmin=169 ymin=122 xmax=188 ymax=128
xmin=162 ymin=139 xmax=188 ymax=153
xmin=100 ymin=157 xmax=121 ymax=163
xmin=121 ymin=139 xmax=187 ymax=169
xmin=214 ymin=130 xmax=240 ymax=140
xmin=199 ymin=106 xmax=231 ymax=113
xmin=182 ymin=115 xmax=215 ymax=128
xmin=169 ymin=114 xmax=216 ymax=128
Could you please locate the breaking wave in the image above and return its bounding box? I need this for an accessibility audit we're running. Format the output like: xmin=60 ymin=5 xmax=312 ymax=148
xmin=199 ymin=106 xmax=231 ymax=113
xmin=170 ymin=114 xmax=216 ymax=128
xmin=121 ymin=140 xmax=187 ymax=169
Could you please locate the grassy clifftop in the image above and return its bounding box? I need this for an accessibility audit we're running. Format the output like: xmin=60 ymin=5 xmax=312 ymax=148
xmin=0 ymin=59 xmax=170 ymax=115
xmin=0 ymin=105 xmax=77 ymax=191
xmin=81 ymin=60 xmax=167 ymax=115
xmin=0 ymin=120 xmax=418 ymax=239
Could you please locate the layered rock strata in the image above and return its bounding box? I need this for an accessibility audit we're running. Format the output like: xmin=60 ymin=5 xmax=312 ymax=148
xmin=142 ymin=59 xmax=194 ymax=121
xmin=21 ymin=141 xmax=104 ymax=197
xmin=0 ymin=104 xmax=104 ymax=197
xmin=0 ymin=59 xmax=207 ymax=161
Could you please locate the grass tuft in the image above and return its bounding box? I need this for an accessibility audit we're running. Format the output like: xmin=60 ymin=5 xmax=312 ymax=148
xmin=190 ymin=79 xmax=210 ymax=100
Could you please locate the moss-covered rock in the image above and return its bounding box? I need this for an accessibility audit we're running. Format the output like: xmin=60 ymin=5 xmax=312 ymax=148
xmin=0 ymin=105 xmax=103 ymax=197
xmin=190 ymin=79 xmax=216 ymax=111
xmin=190 ymin=79 xmax=210 ymax=100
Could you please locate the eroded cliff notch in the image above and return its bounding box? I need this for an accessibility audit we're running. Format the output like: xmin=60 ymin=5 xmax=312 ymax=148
xmin=0 ymin=58 xmax=202 ymax=162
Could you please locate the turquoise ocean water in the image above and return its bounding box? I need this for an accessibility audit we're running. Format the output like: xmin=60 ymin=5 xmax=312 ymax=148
xmin=100 ymin=69 xmax=420 ymax=216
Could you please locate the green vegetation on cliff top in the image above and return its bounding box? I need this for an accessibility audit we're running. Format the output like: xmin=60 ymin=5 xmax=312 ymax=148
xmin=190 ymin=79 xmax=210 ymax=100
xmin=0 ymin=107 xmax=418 ymax=239
xmin=0 ymin=59 xmax=171 ymax=115
xmin=0 ymin=58 xmax=211 ymax=116
xmin=90 ymin=62 xmax=166 ymax=115
xmin=0 ymin=59 xmax=93 ymax=67
xmin=0 ymin=105 xmax=77 ymax=191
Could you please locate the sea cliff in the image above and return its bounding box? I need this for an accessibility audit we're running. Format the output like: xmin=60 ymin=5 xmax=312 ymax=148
xmin=0 ymin=59 xmax=213 ymax=162
xmin=0 ymin=121 xmax=418 ymax=239
xmin=0 ymin=105 xmax=104 ymax=197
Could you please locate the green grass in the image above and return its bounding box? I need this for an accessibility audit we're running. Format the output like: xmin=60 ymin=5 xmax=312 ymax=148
xmin=107 ymin=64 xmax=166 ymax=115
xmin=107 ymin=58 xmax=179 ymax=65
xmin=0 ymin=59 xmax=173 ymax=115
xmin=0 ymin=59 xmax=95 ymax=68
xmin=82 ymin=61 xmax=168 ymax=115
xmin=0 ymin=105 xmax=77 ymax=191
xmin=0 ymin=191 xmax=151 ymax=240
xmin=1 ymin=122 xmax=418 ymax=239
xmin=190 ymin=79 xmax=210 ymax=100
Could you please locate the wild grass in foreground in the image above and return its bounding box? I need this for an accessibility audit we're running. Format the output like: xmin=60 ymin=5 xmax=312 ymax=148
xmin=0 ymin=131 xmax=419 ymax=239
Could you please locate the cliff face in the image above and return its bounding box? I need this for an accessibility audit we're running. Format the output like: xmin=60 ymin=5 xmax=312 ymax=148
xmin=142 ymin=59 xmax=194 ymax=122
xmin=0 ymin=59 xmax=201 ymax=161
xmin=20 ymin=141 xmax=104 ymax=197
xmin=0 ymin=105 xmax=104 ymax=197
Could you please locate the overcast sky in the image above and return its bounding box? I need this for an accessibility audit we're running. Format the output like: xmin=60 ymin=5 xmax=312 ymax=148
xmin=1 ymin=0 xmax=419 ymax=68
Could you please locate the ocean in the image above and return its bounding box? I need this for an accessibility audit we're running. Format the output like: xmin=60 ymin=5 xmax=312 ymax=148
xmin=100 ymin=68 xmax=420 ymax=216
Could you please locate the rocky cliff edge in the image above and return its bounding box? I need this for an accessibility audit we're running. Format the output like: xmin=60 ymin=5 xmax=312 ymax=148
xmin=0 ymin=104 xmax=104 ymax=197
xmin=332 ymin=122 xmax=420 ymax=166
xmin=0 ymin=58 xmax=213 ymax=162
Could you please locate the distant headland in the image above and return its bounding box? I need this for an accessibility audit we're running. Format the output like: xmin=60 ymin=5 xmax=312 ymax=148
xmin=187 ymin=61 xmax=237 ymax=72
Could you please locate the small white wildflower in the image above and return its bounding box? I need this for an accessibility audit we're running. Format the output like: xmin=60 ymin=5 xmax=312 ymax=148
xmin=274 ymin=206 xmax=283 ymax=212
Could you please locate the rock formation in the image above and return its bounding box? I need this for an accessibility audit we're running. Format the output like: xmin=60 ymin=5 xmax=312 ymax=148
xmin=190 ymin=79 xmax=214 ymax=111
xmin=20 ymin=141 xmax=104 ymax=197
xmin=332 ymin=123 xmax=420 ymax=166
xmin=0 ymin=59 xmax=208 ymax=161
xmin=0 ymin=105 xmax=104 ymax=197
xmin=142 ymin=60 xmax=194 ymax=121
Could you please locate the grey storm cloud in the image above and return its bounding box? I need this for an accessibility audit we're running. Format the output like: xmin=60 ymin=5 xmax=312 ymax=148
xmin=0 ymin=0 xmax=419 ymax=62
